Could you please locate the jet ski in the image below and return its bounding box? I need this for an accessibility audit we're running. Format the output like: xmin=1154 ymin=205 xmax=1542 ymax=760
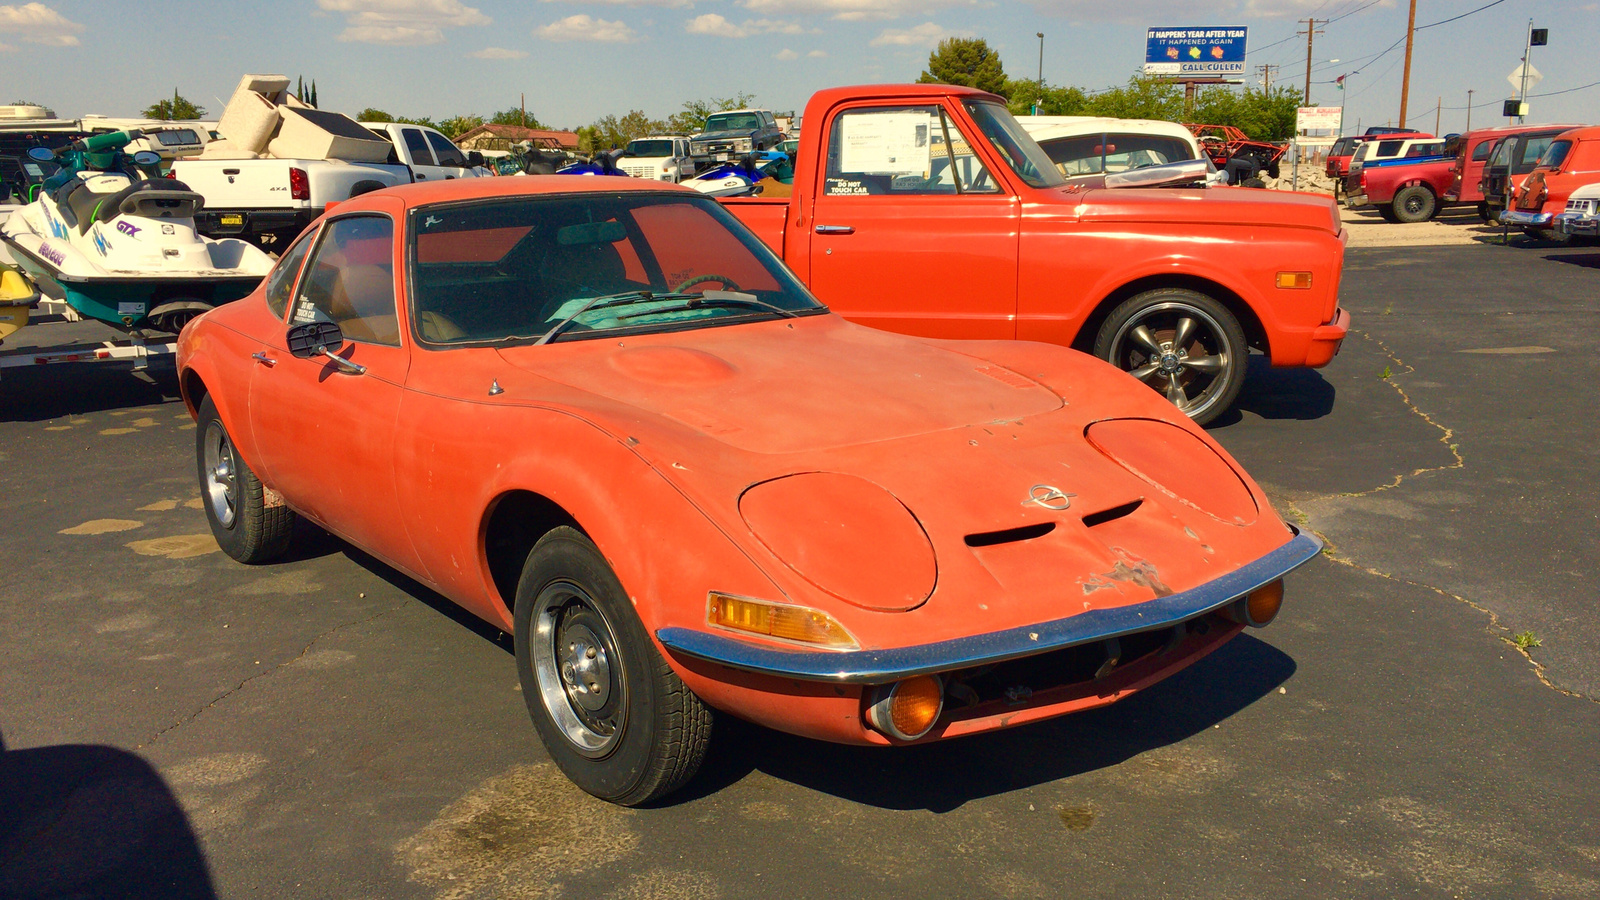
xmin=686 ymin=151 xmax=793 ymax=198
xmin=0 ymin=130 xmax=273 ymax=334
xmin=0 ymin=263 xmax=38 ymax=344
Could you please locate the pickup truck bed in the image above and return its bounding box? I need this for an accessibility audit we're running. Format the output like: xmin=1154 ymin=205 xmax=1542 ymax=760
xmin=173 ymin=157 xmax=409 ymax=246
xmin=1344 ymin=155 xmax=1455 ymax=223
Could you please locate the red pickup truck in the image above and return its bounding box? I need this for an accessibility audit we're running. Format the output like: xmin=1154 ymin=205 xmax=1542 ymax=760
xmin=721 ymin=84 xmax=1349 ymax=425
xmin=1345 ymin=151 xmax=1456 ymax=222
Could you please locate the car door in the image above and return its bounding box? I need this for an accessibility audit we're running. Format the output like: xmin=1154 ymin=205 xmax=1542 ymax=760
xmin=248 ymin=210 xmax=422 ymax=573
xmin=804 ymin=102 xmax=1019 ymax=340
xmin=423 ymin=129 xmax=475 ymax=179
xmin=400 ymin=127 xmax=442 ymax=181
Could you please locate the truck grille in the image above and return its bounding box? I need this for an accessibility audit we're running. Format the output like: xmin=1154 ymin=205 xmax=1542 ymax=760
xmin=1565 ymin=198 xmax=1598 ymax=216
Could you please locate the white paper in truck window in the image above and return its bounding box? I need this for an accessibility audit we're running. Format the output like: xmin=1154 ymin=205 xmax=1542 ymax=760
xmin=839 ymin=112 xmax=932 ymax=176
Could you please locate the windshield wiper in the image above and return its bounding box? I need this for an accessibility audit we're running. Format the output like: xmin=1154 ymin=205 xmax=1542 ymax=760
xmin=533 ymin=291 xmax=699 ymax=345
xmin=614 ymin=290 xmax=799 ymax=322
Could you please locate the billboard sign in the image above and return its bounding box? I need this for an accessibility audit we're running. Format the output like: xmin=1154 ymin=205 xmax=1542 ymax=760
xmin=1145 ymin=27 xmax=1248 ymax=76
xmin=1296 ymin=106 xmax=1343 ymax=133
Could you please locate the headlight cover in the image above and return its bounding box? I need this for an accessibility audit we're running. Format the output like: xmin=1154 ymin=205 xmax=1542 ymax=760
xmin=1085 ymin=418 xmax=1259 ymax=525
xmin=739 ymin=473 xmax=936 ymax=612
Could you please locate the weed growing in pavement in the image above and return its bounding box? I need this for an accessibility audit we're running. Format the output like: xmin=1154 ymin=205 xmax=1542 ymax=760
xmin=1513 ymin=631 xmax=1542 ymax=650
xmin=1383 ymin=304 xmax=1393 ymax=315
xmin=1379 ymin=365 xmax=1393 ymax=379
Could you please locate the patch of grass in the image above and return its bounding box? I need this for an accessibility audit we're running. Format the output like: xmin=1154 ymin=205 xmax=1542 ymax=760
xmin=1512 ymin=631 xmax=1541 ymax=650
xmin=1383 ymin=304 xmax=1393 ymax=315
xmin=1379 ymin=365 xmax=1393 ymax=379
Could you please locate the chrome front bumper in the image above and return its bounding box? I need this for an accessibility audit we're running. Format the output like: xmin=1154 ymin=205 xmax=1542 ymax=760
xmin=1554 ymin=212 xmax=1599 ymax=237
xmin=1499 ymin=210 xmax=1554 ymax=227
xmin=657 ymin=531 xmax=1323 ymax=684
xmin=1344 ymin=191 xmax=1369 ymax=209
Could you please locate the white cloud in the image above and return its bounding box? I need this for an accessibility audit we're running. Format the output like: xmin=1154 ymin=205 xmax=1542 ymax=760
xmin=536 ymin=14 xmax=639 ymax=42
xmin=738 ymin=0 xmax=970 ymax=21
xmin=1025 ymin=0 xmax=1346 ymax=21
xmin=319 ymin=0 xmax=490 ymax=45
xmin=541 ymin=0 xmax=690 ymax=5
xmin=807 ymin=48 xmax=827 ymax=57
xmin=470 ymin=46 xmax=527 ymax=58
xmin=869 ymin=21 xmax=948 ymax=47
xmin=775 ymin=47 xmax=798 ymax=59
xmin=0 ymin=3 xmax=85 ymax=46
xmin=685 ymin=13 xmax=803 ymax=37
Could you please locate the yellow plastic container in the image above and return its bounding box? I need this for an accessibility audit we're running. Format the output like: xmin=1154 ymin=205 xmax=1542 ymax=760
xmin=0 ymin=265 xmax=39 ymax=342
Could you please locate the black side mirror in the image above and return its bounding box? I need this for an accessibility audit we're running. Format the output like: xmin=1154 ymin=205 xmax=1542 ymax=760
xmin=288 ymin=320 xmax=343 ymax=358
xmin=466 ymin=151 xmax=485 ymax=167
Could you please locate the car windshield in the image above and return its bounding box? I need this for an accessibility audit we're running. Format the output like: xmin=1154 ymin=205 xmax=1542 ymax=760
xmin=1536 ymin=139 xmax=1571 ymax=169
xmin=408 ymin=192 xmax=824 ymax=346
xmin=623 ymin=140 xmax=673 ymax=158
xmin=1330 ymin=137 xmax=1359 ymax=156
xmin=1486 ymin=138 xmax=1512 ymax=168
xmin=961 ymin=101 xmax=1064 ymax=188
xmin=705 ymin=113 xmax=760 ymax=132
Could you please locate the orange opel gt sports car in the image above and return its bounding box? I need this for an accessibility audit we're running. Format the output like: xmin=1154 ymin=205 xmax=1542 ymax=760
xmin=178 ymin=177 xmax=1320 ymax=805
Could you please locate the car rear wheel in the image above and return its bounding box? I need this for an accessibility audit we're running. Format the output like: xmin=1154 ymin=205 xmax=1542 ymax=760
xmin=196 ymin=395 xmax=295 ymax=564
xmin=1392 ymin=185 xmax=1437 ymax=223
xmin=514 ymin=526 xmax=712 ymax=806
xmin=1094 ymin=289 xmax=1247 ymax=426
xmin=1476 ymin=201 xmax=1492 ymax=222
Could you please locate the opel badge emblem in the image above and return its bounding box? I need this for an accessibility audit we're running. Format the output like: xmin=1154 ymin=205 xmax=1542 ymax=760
xmin=1023 ymin=484 xmax=1074 ymax=511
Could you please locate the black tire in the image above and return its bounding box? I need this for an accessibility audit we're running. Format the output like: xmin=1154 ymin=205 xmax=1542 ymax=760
xmin=1378 ymin=203 xmax=1401 ymax=223
xmin=1242 ymin=177 xmax=1267 ymax=189
xmin=1266 ymin=160 xmax=1281 ymax=180
xmin=1477 ymin=201 xmax=1492 ymax=222
xmin=1093 ymin=288 xmax=1248 ymax=426
xmin=1392 ymin=185 xmax=1437 ymax=223
xmin=514 ymin=526 xmax=711 ymax=806
xmin=196 ymin=395 xmax=294 ymax=563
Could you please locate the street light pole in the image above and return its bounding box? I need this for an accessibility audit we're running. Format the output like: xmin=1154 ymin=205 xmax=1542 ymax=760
xmin=1466 ymin=89 xmax=1473 ymax=132
xmin=1518 ymin=19 xmax=1533 ymax=124
xmin=1036 ymin=32 xmax=1044 ymax=83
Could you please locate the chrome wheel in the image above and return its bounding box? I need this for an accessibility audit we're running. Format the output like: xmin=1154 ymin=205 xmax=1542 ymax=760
xmin=531 ymin=581 xmax=627 ymax=758
xmin=202 ymin=420 xmax=238 ymax=530
xmin=1109 ymin=301 xmax=1238 ymax=421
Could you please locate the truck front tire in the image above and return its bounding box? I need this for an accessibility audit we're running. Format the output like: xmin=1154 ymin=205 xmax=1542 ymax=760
xmin=1094 ymin=289 xmax=1247 ymax=427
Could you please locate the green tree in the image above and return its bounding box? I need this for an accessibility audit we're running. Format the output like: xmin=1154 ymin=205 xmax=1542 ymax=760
xmin=1081 ymin=74 xmax=1184 ymax=121
xmin=142 ymin=90 xmax=205 ymax=120
xmin=1004 ymin=79 xmax=1088 ymax=117
xmin=439 ymin=115 xmax=485 ymax=138
xmin=295 ymin=76 xmax=319 ymax=108
xmin=1191 ymin=85 xmax=1301 ymax=139
xmin=355 ymin=107 xmax=394 ymax=123
xmin=917 ymin=38 xmax=1007 ymax=96
xmin=667 ymin=92 xmax=757 ymax=134
xmin=489 ymin=105 xmax=545 ymax=129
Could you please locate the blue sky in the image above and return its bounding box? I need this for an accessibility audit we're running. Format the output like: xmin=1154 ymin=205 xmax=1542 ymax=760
xmin=2 ymin=0 xmax=1595 ymax=135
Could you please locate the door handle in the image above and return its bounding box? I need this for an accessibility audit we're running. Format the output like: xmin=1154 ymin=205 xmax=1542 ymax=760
xmin=415 ymin=173 xmax=427 ymax=179
xmin=814 ymin=224 xmax=854 ymax=235
xmin=251 ymin=352 xmax=276 ymax=367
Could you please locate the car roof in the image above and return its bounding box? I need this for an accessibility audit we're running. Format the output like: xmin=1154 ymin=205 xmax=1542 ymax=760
xmin=1017 ymin=116 xmax=1198 ymax=145
xmin=1463 ymin=123 xmax=1584 ymax=140
xmin=1551 ymin=125 xmax=1600 ymax=141
xmin=337 ymin=174 xmax=696 ymax=214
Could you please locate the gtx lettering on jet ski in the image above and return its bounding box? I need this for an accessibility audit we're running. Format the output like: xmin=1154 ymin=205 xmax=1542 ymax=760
xmin=116 ymin=221 xmax=141 ymax=237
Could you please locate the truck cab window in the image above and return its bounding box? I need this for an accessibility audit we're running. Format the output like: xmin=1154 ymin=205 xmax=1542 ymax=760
xmin=426 ymin=130 xmax=467 ymax=167
xmin=824 ymin=105 xmax=997 ymax=196
xmin=403 ymin=129 xmax=436 ymax=166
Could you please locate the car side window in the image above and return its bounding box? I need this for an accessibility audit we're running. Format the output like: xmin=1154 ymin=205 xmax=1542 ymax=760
xmin=290 ymin=216 xmax=401 ymax=346
xmin=426 ymin=130 xmax=466 ymax=167
xmin=403 ymin=128 xmax=436 ymax=166
xmin=1471 ymin=141 xmax=1493 ymax=162
xmin=1377 ymin=140 xmax=1404 ymax=156
xmin=824 ymin=105 xmax=996 ymax=196
xmin=263 ymin=226 xmax=318 ymax=319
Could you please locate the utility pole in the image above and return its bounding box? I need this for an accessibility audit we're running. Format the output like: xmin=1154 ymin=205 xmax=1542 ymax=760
xmin=1398 ymin=0 xmax=1417 ymax=127
xmin=1299 ymin=19 xmax=1324 ymax=105
xmin=1434 ymin=96 xmax=1441 ymax=135
xmin=1256 ymin=64 xmax=1279 ymax=91
xmin=1466 ymin=89 xmax=1474 ymax=132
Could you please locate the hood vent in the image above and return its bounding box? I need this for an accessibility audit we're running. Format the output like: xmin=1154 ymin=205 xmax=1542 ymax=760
xmin=964 ymin=522 xmax=1056 ymax=548
xmin=1082 ymin=499 xmax=1143 ymax=528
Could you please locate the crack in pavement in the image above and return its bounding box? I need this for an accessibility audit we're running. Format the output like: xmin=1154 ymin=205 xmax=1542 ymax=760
xmin=135 ymin=602 xmax=409 ymax=751
xmin=1280 ymin=330 xmax=1593 ymax=704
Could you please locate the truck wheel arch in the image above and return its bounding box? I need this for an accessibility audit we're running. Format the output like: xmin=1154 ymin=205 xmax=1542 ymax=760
xmin=1077 ymin=274 xmax=1269 ymax=358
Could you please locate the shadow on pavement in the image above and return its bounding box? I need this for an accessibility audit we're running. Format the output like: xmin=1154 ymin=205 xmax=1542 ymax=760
xmin=0 ymin=360 xmax=182 ymax=422
xmin=345 ymin=546 xmax=516 ymax=655
xmin=0 ymin=729 xmax=218 ymax=899
xmin=1209 ymin=355 xmax=1336 ymax=428
xmin=1543 ymin=250 xmax=1600 ymax=269
xmin=673 ymin=633 xmax=1294 ymax=813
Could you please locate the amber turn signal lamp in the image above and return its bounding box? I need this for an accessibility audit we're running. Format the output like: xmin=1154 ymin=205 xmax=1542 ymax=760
xmin=1276 ymin=272 xmax=1313 ymax=289
xmin=1221 ymin=579 xmax=1285 ymax=628
xmin=707 ymin=592 xmax=859 ymax=650
xmin=866 ymin=675 xmax=945 ymax=741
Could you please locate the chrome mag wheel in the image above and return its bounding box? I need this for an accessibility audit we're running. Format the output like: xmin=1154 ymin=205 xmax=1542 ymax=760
xmin=531 ymin=581 xmax=628 ymax=758
xmin=1109 ymin=301 xmax=1238 ymax=421
xmin=202 ymin=420 xmax=239 ymax=530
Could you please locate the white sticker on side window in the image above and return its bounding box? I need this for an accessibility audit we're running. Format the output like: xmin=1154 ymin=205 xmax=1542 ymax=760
xmin=839 ymin=112 xmax=932 ymax=176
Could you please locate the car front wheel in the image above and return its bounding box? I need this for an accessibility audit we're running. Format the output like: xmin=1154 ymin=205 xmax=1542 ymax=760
xmin=196 ymin=395 xmax=295 ymax=563
xmin=514 ymin=526 xmax=712 ymax=806
xmin=1094 ymin=289 xmax=1248 ymax=426
xmin=1392 ymin=185 xmax=1437 ymax=223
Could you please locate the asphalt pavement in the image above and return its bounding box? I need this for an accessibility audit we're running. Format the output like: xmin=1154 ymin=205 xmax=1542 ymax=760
xmin=2 ymin=241 xmax=1597 ymax=899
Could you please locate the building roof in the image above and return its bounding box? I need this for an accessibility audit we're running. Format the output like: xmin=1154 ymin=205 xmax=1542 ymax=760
xmin=455 ymin=123 xmax=578 ymax=150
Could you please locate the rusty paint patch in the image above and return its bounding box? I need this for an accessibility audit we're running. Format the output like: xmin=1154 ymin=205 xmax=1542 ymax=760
xmin=1079 ymin=550 xmax=1173 ymax=597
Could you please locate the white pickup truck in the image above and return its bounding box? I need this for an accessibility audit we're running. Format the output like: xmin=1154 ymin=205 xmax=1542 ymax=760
xmin=616 ymin=136 xmax=695 ymax=182
xmin=171 ymin=122 xmax=487 ymax=247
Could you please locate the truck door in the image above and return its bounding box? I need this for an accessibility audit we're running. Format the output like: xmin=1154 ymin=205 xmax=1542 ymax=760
xmin=805 ymin=103 xmax=1019 ymax=340
xmin=400 ymin=127 xmax=441 ymax=181
xmin=424 ymin=129 xmax=475 ymax=179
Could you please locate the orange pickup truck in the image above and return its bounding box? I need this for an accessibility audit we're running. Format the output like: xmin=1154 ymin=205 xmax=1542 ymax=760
xmin=721 ymin=84 xmax=1350 ymax=425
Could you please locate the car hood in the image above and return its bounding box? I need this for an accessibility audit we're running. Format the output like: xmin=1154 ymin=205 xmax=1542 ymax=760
xmin=693 ymin=130 xmax=756 ymax=142
xmin=1072 ymin=185 xmax=1342 ymax=234
xmin=494 ymin=314 xmax=1064 ymax=454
